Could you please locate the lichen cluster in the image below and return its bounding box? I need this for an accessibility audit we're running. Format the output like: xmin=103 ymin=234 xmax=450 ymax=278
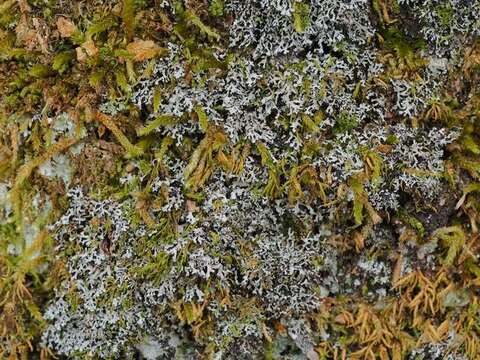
xmin=0 ymin=0 xmax=480 ymax=359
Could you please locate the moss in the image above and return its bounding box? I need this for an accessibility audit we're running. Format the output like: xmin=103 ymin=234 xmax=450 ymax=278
xmin=435 ymin=3 xmax=454 ymax=28
xmin=133 ymin=251 xmax=171 ymax=284
xmin=385 ymin=134 xmax=399 ymax=145
xmin=333 ymin=111 xmax=358 ymax=134
xmin=380 ymin=25 xmax=427 ymax=71
xmin=209 ymin=0 xmax=224 ymax=17
xmin=433 ymin=226 xmax=466 ymax=266
xmin=397 ymin=209 xmax=426 ymax=238
xmin=293 ymin=2 xmax=310 ymax=33
xmin=122 ymin=0 xmax=136 ymax=41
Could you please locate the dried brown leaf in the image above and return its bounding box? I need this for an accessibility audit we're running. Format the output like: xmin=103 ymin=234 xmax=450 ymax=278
xmin=56 ymin=17 xmax=77 ymax=38
xmin=126 ymin=40 xmax=166 ymax=61
xmin=15 ymin=15 xmax=37 ymax=51
xmin=76 ymin=40 xmax=99 ymax=61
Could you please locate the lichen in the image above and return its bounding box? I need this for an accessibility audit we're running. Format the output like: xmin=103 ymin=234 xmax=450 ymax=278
xmin=1 ymin=0 xmax=480 ymax=359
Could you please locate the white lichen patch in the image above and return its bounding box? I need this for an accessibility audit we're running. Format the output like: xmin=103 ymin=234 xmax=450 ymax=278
xmin=38 ymin=154 xmax=73 ymax=185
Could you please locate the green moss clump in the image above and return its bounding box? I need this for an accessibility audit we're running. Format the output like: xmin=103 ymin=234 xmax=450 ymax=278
xmin=333 ymin=112 xmax=358 ymax=134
